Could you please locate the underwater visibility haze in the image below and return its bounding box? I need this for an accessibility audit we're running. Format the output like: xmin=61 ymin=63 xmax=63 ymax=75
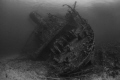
xmin=1 ymin=0 xmax=120 ymax=80
xmin=0 ymin=0 xmax=120 ymax=60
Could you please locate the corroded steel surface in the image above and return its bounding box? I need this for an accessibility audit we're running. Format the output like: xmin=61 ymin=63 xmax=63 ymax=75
xmin=29 ymin=1 xmax=95 ymax=77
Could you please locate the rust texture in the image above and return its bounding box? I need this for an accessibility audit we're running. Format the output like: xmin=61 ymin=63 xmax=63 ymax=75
xmin=28 ymin=1 xmax=95 ymax=77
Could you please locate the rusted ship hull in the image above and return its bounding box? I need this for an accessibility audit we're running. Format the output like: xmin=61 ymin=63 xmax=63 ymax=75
xmin=28 ymin=1 xmax=95 ymax=77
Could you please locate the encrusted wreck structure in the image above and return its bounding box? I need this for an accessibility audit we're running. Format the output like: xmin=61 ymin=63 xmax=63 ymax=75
xmin=25 ymin=1 xmax=95 ymax=78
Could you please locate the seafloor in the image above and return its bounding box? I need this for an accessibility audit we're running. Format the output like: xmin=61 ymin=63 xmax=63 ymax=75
xmin=0 ymin=42 xmax=120 ymax=80
xmin=0 ymin=59 xmax=120 ymax=80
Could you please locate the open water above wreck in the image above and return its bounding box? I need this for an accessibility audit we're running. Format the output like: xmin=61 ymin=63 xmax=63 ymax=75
xmin=0 ymin=0 xmax=120 ymax=59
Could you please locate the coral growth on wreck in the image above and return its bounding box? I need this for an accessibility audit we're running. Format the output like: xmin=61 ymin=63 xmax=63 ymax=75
xmin=24 ymin=1 xmax=95 ymax=78
xmin=2 ymin=1 xmax=119 ymax=80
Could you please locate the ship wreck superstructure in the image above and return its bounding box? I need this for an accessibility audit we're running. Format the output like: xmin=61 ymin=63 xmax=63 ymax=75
xmin=25 ymin=1 xmax=95 ymax=77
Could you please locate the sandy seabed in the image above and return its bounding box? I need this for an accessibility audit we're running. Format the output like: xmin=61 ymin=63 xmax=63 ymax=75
xmin=0 ymin=55 xmax=120 ymax=80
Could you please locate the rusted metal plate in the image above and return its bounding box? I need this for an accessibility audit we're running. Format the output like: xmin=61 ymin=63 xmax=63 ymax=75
xmin=28 ymin=1 xmax=95 ymax=77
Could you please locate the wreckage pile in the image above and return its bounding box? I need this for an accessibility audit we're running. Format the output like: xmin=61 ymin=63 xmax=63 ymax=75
xmin=24 ymin=1 xmax=95 ymax=78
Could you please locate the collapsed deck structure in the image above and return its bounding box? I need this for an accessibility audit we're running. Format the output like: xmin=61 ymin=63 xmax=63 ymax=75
xmin=24 ymin=1 xmax=95 ymax=77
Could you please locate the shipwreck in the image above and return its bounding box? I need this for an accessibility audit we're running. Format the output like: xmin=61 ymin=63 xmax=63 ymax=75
xmin=23 ymin=1 xmax=95 ymax=78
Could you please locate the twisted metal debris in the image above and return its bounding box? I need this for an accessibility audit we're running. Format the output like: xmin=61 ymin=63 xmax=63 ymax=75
xmin=26 ymin=1 xmax=95 ymax=78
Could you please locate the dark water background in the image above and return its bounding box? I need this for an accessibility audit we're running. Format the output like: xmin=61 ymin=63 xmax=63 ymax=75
xmin=0 ymin=0 xmax=120 ymax=58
